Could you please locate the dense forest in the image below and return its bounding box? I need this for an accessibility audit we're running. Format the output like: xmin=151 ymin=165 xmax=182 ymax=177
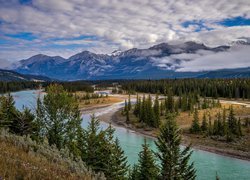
xmin=121 ymin=79 xmax=250 ymax=99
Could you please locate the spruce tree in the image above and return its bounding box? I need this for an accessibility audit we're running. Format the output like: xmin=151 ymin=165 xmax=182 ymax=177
xmin=155 ymin=115 xmax=196 ymax=180
xmin=134 ymin=94 xmax=140 ymax=117
xmin=201 ymin=112 xmax=208 ymax=132
xmin=0 ymin=93 xmax=17 ymax=129
xmin=222 ymin=108 xmax=227 ymax=136
xmin=190 ymin=108 xmax=200 ymax=133
xmin=128 ymin=94 xmax=132 ymax=111
xmin=137 ymin=140 xmax=159 ymax=180
xmin=228 ymin=106 xmax=237 ymax=134
xmin=13 ymin=107 xmax=35 ymax=136
xmin=80 ymin=115 xmax=107 ymax=172
xmin=237 ymin=118 xmax=242 ymax=137
xmin=124 ymin=100 xmax=128 ymax=113
xmin=153 ymin=95 xmax=160 ymax=128
xmin=126 ymin=107 xmax=130 ymax=123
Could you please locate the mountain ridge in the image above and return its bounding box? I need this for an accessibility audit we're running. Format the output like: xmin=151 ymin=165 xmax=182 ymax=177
xmin=9 ymin=41 xmax=249 ymax=80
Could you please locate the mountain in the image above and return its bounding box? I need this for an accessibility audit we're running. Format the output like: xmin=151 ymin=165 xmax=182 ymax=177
xmin=10 ymin=41 xmax=249 ymax=80
xmin=0 ymin=69 xmax=52 ymax=82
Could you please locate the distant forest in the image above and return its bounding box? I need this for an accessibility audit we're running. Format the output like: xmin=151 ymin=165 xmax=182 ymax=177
xmin=121 ymin=79 xmax=250 ymax=99
xmin=0 ymin=81 xmax=94 ymax=93
xmin=1 ymin=79 xmax=249 ymax=99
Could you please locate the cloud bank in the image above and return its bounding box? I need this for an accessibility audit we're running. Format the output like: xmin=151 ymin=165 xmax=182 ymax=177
xmin=0 ymin=0 xmax=249 ymax=72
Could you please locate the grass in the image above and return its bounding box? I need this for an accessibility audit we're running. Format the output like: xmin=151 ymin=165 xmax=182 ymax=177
xmin=75 ymin=91 xmax=123 ymax=109
xmin=0 ymin=130 xmax=105 ymax=180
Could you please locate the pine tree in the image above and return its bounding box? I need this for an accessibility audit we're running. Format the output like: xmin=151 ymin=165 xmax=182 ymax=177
xmin=237 ymin=118 xmax=243 ymax=137
xmin=201 ymin=112 xmax=208 ymax=132
xmin=13 ymin=107 xmax=35 ymax=136
xmin=208 ymin=113 xmax=213 ymax=136
xmin=222 ymin=108 xmax=227 ymax=136
xmin=166 ymin=89 xmax=174 ymax=112
xmin=153 ymin=95 xmax=160 ymax=128
xmin=146 ymin=95 xmax=155 ymax=127
xmin=128 ymin=94 xmax=132 ymax=111
xmin=126 ymin=107 xmax=130 ymax=123
xmin=124 ymin=100 xmax=128 ymax=113
xmin=190 ymin=108 xmax=200 ymax=133
xmin=0 ymin=93 xmax=17 ymax=129
xmin=155 ymin=115 xmax=196 ymax=180
xmin=137 ymin=140 xmax=159 ymax=180
xmin=228 ymin=106 xmax=237 ymax=134
xmin=134 ymin=94 xmax=140 ymax=117
xmin=80 ymin=115 xmax=107 ymax=172
xmin=129 ymin=165 xmax=140 ymax=180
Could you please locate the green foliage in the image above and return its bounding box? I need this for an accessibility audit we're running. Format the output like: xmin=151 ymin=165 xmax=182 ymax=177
xmin=0 ymin=93 xmax=17 ymax=129
xmin=201 ymin=112 xmax=208 ymax=132
xmin=190 ymin=108 xmax=200 ymax=133
xmin=136 ymin=140 xmax=159 ymax=180
xmin=79 ymin=116 xmax=128 ymax=179
xmin=121 ymin=79 xmax=250 ymax=99
xmin=36 ymin=84 xmax=82 ymax=152
xmin=155 ymin=115 xmax=196 ymax=180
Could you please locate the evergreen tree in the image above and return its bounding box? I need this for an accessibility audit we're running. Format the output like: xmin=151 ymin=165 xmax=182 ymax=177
xmin=0 ymin=94 xmax=17 ymax=129
xmin=129 ymin=165 xmax=140 ymax=180
xmin=201 ymin=112 xmax=208 ymax=132
xmin=134 ymin=94 xmax=140 ymax=117
xmin=128 ymin=94 xmax=132 ymax=111
xmin=126 ymin=107 xmax=130 ymax=123
xmin=153 ymin=95 xmax=160 ymax=128
xmin=228 ymin=106 xmax=237 ymax=134
xmin=124 ymin=100 xmax=128 ymax=113
xmin=222 ymin=108 xmax=227 ymax=136
xmin=166 ymin=89 xmax=174 ymax=112
xmin=109 ymin=138 xmax=129 ymax=179
xmin=13 ymin=107 xmax=35 ymax=136
xmin=190 ymin=108 xmax=200 ymax=133
xmin=155 ymin=115 xmax=196 ymax=180
xmin=146 ymin=95 xmax=155 ymax=127
xmin=137 ymin=140 xmax=159 ymax=180
xmin=80 ymin=115 xmax=107 ymax=172
xmin=237 ymin=119 xmax=243 ymax=137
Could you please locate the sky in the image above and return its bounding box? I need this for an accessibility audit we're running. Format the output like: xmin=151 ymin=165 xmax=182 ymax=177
xmin=0 ymin=0 xmax=250 ymax=71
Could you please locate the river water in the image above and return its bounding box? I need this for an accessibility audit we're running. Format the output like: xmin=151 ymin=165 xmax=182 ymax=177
xmin=10 ymin=90 xmax=250 ymax=180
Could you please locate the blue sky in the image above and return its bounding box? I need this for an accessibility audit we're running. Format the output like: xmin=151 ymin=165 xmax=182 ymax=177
xmin=0 ymin=0 xmax=250 ymax=63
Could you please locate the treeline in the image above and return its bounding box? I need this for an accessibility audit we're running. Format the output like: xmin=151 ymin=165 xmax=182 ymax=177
xmin=0 ymin=81 xmax=94 ymax=94
xmin=190 ymin=107 xmax=243 ymax=142
xmin=58 ymin=81 xmax=94 ymax=92
xmin=121 ymin=79 xmax=250 ymax=99
xmin=0 ymin=81 xmax=46 ymax=93
xmin=0 ymin=84 xmax=196 ymax=179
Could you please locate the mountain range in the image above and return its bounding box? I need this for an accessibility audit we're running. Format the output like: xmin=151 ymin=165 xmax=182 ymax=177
xmin=9 ymin=41 xmax=250 ymax=80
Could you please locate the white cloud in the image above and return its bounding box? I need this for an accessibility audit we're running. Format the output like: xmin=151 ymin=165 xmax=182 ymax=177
xmin=0 ymin=59 xmax=11 ymax=69
xmin=176 ymin=45 xmax=250 ymax=72
xmin=0 ymin=0 xmax=250 ymax=62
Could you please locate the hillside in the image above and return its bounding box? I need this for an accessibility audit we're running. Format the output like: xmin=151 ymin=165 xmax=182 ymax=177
xmin=0 ymin=69 xmax=52 ymax=82
xmin=0 ymin=130 xmax=105 ymax=180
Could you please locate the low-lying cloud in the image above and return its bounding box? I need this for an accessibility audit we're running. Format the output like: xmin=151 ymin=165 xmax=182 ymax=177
xmin=175 ymin=45 xmax=250 ymax=72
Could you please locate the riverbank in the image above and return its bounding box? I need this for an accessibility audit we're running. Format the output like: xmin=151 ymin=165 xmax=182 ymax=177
xmin=98 ymin=107 xmax=250 ymax=161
